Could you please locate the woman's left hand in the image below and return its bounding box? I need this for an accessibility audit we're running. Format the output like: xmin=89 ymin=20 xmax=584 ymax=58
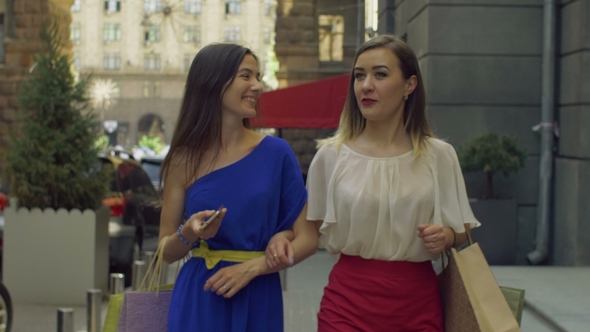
xmin=266 ymin=231 xmax=295 ymax=270
xmin=204 ymin=262 xmax=260 ymax=299
xmin=417 ymin=224 xmax=446 ymax=254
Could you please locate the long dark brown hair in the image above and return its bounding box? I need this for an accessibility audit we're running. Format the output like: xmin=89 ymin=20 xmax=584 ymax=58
xmin=319 ymin=35 xmax=433 ymax=155
xmin=159 ymin=43 xmax=258 ymax=189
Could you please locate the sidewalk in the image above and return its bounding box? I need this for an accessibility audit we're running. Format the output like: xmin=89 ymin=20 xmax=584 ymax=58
xmin=10 ymin=250 xmax=590 ymax=331
xmin=491 ymin=266 xmax=590 ymax=332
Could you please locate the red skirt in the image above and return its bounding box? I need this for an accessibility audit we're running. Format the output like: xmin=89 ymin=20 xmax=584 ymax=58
xmin=318 ymin=254 xmax=443 ymax=332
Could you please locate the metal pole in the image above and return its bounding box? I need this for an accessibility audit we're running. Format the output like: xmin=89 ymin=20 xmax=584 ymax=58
xmin=109 ymin=273 xmax=125 ymax=295
xmin=143 ymin=251 xmax=156 ymax=285
xmin=143 ymin=251 xmax=155 ymax=264
xmin=57 ymin=308 xmax=74 ymax=332
xmin=527 ymin=0 xmax=557 ymax=265
xmin=87 ymin=289 xmax=102 ymax=332
xmin=279 ymin=269 xmax=287 ymax=291
xmin=132 ymin=260 xmax=147 ymax=290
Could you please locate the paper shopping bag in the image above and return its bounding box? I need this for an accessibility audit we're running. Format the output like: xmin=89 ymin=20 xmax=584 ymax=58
xmin=102 ymin=234 xmax=179 ymax=332
xmin=438 ymin=243 xmax=522 ymax=332
xmin=500 ymin=286 xmax=525 ymax=325
xmin=102 ymin=293 xmax=124 ymax=332
xmin=116 ymin=289 xmax=173 ymax=332
xmin=102 ymin=284 xmax=174 ymax=332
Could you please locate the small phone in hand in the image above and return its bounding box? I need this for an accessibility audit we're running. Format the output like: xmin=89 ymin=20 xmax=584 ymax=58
xmin=200 ymin=205 xmax=224 ymax=231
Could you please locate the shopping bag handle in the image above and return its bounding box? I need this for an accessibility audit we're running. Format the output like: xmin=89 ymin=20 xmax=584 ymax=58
xmin=440 ymin=227 xmax=474 ymax=271
xmin=138 ymin=236 xmax=170 ymax=293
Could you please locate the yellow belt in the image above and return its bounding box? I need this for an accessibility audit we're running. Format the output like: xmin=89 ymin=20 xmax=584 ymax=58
xmin=191 ymin=240 xmax=265 ymax=269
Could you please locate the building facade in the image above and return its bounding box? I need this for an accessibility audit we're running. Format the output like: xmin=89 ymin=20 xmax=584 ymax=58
xmin=275 ymin=0 xmax=589 ymax=266
xmin=389 ymin=0 xmax=589 ymax=266
xmin=69 ymin=0 xmax=277 ymax=147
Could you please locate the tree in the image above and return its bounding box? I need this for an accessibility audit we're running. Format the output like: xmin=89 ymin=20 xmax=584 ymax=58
xmin=6 ymin=20 xmax=110 ymax=210
xmin=457 ymin=133 xmax=527 ymax=199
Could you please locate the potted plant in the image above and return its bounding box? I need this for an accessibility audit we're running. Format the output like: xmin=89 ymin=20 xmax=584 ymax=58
xmin=3 ymin=20 xmax=111 ymax=305
xmin=457 ymin=132 xmax=527 ymax=265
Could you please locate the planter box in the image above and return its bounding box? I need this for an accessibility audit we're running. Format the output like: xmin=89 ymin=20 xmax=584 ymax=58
xmin=3 ymin=206 xmax=109 ymax=305
xmin=470 ymin=198 xmax=518 ymax=265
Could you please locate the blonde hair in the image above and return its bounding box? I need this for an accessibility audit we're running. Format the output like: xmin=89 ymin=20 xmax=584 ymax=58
xmin=318 ymin=35 xmax=433 ymax=156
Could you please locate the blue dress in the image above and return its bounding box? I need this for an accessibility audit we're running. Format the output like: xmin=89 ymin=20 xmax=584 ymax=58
xmin=168 ymin=136 xmax=307 ymax=331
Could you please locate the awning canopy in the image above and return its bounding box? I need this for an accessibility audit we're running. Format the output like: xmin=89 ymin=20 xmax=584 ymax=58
xmin=253 ymin=74 xmax=350 ymax=129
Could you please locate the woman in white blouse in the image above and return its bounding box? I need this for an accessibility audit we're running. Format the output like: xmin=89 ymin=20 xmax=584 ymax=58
xmin=267 ymin=35 xmax=480 ymax=331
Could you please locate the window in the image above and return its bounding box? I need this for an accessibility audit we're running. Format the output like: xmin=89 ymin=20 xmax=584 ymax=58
xmin=225 ymin=0 xmax=241 ymax=15
xmin=264 ymin=0 xmax=274 ymax=16
xmin=104 ymin=53 xmax=121 ymax=70
xmin=144 ymin=54 xmax=161 ymax=71
xmin=103 ymin=23 xmax=122 ymax=42
xmin=263 ymin=27 xmax=271 ymax=44
xmin=104 ymin=0 xmax=121 ymax=12
xmin=70 ymin=22 xmax=81 ymax=43
xmin=145 ymin=0 xmax=162 ymax=14
xmin=73 ymin=53 xmax=81 ymax=70
xmin=142 ymin=81 xmax=161 ymax=97
xmin=224 ymin=26 xmax=240 ymax=43
xmin=144 ymin=25 xmax=161 ymax=42
xmin=183 ymin=26 xmax=200 ymax=44
xmin=71 ymin=0 xmax=81 ymax=12
xmin=318 ymin=15 xmax=344 ymax=62
xmin=185 ymin=0 xmax=202 ymax=15
xmin=184 ymin=54 xmax=195 ymax=72
xmin=137 ymin=114 xmax=165 ymax=144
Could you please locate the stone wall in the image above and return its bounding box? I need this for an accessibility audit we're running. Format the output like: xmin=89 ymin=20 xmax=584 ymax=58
xmin=392 ymin=0 xmax=544 ymax=264
xmin=274 ymin=0 xmax=356 ymax=87
xmin=553 ymin=0 xmax=590 ymax=265
xmin=281 ymin=128 xmax=334 ymax=176
xmin=0 ymin=0 xmax=73 ymax=186
xmin=274 ymin=0 xmax=354 ymax=172
xmin=275 ymin=0 xmax=320 ymax=87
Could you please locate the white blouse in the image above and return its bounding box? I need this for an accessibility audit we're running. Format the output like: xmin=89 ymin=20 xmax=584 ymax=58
xmin=306 ymin=138 xmax=480 ymax=262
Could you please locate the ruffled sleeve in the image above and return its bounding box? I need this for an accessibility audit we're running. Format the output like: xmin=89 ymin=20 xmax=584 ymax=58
xmin=432 ymin=139 xmax=481 ymax=232
xmin=306 ymin=144 xmax=337 ymax=221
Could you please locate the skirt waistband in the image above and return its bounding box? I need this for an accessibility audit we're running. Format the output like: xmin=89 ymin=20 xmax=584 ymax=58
xmin=336 ymin=254 xmax=434 ymax=279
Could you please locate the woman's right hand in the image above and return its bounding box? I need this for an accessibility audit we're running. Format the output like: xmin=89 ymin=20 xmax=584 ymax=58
xmin=180 ymin=208 xmax=227 ymax=242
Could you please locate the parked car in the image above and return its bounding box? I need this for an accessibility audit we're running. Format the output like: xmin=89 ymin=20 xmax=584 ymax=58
xmin=98 ymin=154 xmax=161 ymax=286
xmin=0 ymin=279 xmax=12 ymax=332
xmin=139 ymin=156 xmax=165 ymax=189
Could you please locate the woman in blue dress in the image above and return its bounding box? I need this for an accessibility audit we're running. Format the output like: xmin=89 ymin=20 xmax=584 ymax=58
xmin=158 ymin=43 xmax=318 ymax=331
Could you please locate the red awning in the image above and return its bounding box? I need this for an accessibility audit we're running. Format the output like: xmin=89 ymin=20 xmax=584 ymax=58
xmin=253 ymin=74 xmax=350 ymax=129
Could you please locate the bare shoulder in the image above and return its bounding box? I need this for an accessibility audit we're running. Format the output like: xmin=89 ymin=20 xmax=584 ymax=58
xmin=164 ymin=150 xmax=191 ymax=188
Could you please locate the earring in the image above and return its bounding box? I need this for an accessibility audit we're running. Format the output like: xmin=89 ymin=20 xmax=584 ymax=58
xmin=403 ymin=95 xmax=408 ymax=101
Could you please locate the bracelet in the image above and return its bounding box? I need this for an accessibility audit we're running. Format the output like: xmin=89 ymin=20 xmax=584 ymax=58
xmin=177 ymin=223 xmax=198 ymax=247
xmin=450 ymin=228 xmax=457 ymax=248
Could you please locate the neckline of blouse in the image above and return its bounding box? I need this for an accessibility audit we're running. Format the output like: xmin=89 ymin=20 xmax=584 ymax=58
xmin=341 ymin=143 xmax=414 ymax=161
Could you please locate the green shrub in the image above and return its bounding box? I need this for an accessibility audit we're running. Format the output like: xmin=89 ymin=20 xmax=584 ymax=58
xmin=6 ymin=20 xmax=110 ymax=210
xmin=457 ymin=133 xmax=527 ymax=199
xmin=138 ymin=135 xmax=166 ymax=155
